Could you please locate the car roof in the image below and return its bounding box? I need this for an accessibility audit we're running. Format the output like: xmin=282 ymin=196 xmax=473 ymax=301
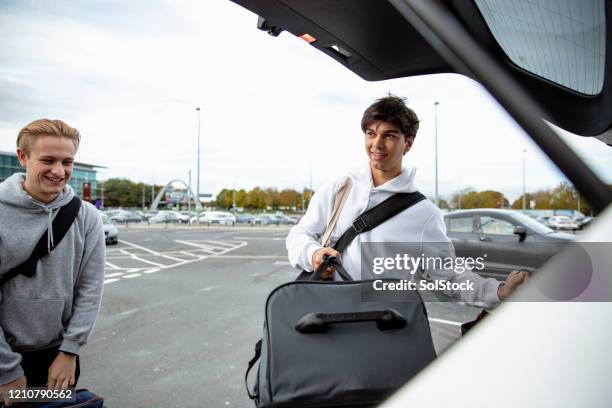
xmin=444 ymin=209 xmax=518 ymax=217
xmin=231 ymin=0 xmax=612 ymax=141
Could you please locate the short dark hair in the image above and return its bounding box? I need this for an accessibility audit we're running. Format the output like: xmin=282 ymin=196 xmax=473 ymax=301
xmin=361 ymin=95 xmax=419 ymax=139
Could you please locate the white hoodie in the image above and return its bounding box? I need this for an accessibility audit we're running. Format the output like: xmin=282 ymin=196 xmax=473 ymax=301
xmin=286 ymin=164 xmax=502 ymax=308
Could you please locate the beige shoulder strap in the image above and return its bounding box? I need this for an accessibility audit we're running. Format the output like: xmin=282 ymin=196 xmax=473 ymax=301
xmin=321 ymin=177 xmax=353 ymax=247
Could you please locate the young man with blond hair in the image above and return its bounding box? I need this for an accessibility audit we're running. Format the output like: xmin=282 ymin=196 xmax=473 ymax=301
xmin=0 ymin=119 xmax=105 ymax=401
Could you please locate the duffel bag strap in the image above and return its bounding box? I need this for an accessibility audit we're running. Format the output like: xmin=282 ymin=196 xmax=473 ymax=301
xmin=310 ymin=256 xmax=351 ymax=281
xmin=245 ymin=339 xmax=262 ymax=399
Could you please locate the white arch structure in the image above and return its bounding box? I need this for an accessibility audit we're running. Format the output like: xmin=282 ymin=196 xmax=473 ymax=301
xmin=151 ymin=179 xmax=202 ymax=211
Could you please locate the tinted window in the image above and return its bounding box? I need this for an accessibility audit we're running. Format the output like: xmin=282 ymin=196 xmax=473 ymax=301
xmin=475 ymin=0 xmax=606 ymax=95
xmin=448 ymin=216 xmax=473 ymax=232
xmin=479 ymin=216 xmax=515 ymax=235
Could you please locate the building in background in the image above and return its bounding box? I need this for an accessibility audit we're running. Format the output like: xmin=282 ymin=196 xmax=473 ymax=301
xmin=0 ymin=150 xmax=104 ymax=202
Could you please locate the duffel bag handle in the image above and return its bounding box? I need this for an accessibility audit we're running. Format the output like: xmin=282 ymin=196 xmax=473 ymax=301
xmin=245 ymin=339 xmax=262 ymax=400
xmin=295 ymin=309 xmax=406 ymax=333
xmin=310 ymin=256 xmax=352 ymax=281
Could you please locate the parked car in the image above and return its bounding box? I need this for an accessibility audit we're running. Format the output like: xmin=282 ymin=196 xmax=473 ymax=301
xmin=100 ymin=213 xmax=118 ymax=245
xmin=143 ymin=210 xmax=159 ymax=221
xmin=236 ymin=213 xmax=255 ymax=224
xmin=444 ymin=209 xmax=575 ymax=280
xmin=178 ymin=211 xmax=196 ymax=223
xmin=149 ymin=211 xmax=180 ymax=224
xmin=250 ymin=214 xmax=278 ymax=225
xmin=537 ymin=215 xmax=578 ymax=231
xmin=574 ymin=216 xmax=594 ymax=230
xmin=192 ymin=211 xmax=236 ymax=226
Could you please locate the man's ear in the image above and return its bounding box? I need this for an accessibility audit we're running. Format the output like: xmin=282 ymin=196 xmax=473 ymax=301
xmin=16 ymin=148 xmax=28 ymax=168
xmin=403 ymin=136 xmax=415 ymax=154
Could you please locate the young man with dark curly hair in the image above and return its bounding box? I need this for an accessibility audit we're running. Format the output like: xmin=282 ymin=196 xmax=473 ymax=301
xmin=287 ymin=96 xmax=528 ymax=307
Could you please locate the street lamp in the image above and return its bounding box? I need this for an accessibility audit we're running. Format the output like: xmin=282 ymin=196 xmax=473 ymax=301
xmin=196 ymin=107 xmax=201 ymax=208
xmin=522 ymin=149 xmax=527 ymax=210
xmin=434 ymin=101 xmax=439 ymax=207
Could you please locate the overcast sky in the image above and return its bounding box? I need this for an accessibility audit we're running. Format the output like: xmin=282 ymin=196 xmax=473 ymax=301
xmin=0 ymin=0 xmax=610 ymax=203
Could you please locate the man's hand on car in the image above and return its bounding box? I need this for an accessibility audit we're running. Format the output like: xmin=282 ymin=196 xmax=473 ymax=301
xmin=311 ymin=247 xmax=342 ymax=280
xmin=47 ymin=352 xmax=76 ymax=390
xmin=498 ymin=269 xmax=530 ymax=300
xmin=0 ymin=375 xmax=27 ymax=407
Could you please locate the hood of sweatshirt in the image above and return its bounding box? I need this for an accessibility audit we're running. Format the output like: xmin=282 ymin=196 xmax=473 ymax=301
xmin=347 ymin=162 xmax=418 ymax=193
xmin=0 ymin=173 xmax=75 ymax=272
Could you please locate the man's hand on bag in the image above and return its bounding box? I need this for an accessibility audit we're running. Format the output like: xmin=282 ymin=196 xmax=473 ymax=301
xmin=47 ymin=352 xmax=76 ymax=390
xmin=311 ymin=247 xmax=341 ymax=280
xmin=0 ymin=375 xmax=27 ymax=407
xmin=498 ymin=269 xmax=530 ymax=301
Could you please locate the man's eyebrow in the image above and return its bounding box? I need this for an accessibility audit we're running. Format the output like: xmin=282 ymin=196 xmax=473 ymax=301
xmin=39 ymin=155 xmax=74 ymax=161
xmin=366 ymin=127 xmax=401 ymax=134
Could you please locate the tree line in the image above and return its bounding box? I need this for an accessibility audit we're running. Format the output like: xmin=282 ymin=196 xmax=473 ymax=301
xmin=99 ymin=178 xmax=593 ymax=214
xmin=97 ymin=178 xmax=313 ymax=210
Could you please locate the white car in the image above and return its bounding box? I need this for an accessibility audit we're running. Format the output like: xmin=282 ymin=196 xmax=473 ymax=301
xmin=100 ymin=213 xmax=118 ymax=245
xmin=192 ymin=211 xmax=236 ymax=226
xmin=547 ymin=215 xmax=579 ymax=231
xmin=149 ymin=210 xmax=180 ymax=224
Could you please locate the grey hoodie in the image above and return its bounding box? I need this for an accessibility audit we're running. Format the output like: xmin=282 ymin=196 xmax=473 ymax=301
xmin=0 ymin=173 xmax=105 ymax=385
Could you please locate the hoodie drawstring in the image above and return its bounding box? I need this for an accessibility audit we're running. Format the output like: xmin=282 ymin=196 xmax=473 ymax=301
xmin=46 ymin=208 xmax=55 ymax=253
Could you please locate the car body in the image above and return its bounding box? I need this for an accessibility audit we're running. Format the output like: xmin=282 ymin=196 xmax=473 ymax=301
xmin=236 ymin=213 xmax=255 ymax=224
xmin=250 ymin=214 xmax=279 ymax=225
xmin=574 ymin=216 xmax=595 ymax=230
xmin=547 ymin=215 xmax=579 ymax=231
xmin=230 ymin=1 xmax=612 ymax=407
xmin=106 ymin=209 xmax=142 ymax=223
xmin=149 ymin=210 xmax=180 ymax=224
xmin=143 ymin=210 xmax=159 ymax=221
xmin=100 ymin=213 xmax=118 ymax=245
xmin=444 ymin=209 xmax=575 ymax=279
xmin=178 ymin=211 xmax=196 ymax=223
xmin=193 ymin=211 xmax=236 ymax=226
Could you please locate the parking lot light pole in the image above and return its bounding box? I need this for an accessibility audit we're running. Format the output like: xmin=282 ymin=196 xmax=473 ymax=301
xmin=196 ymin=107 xmax=201 ymax=208
xmin=522 ymin=149 xmax=526 ymax=210
xmin=434 ymin=101 xmax=439 ymax=207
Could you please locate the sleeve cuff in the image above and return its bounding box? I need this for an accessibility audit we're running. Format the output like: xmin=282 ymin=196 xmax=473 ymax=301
xmin=0 ymin=365 xmax=24 ymax=386
xmin=305 ymin=243 xmax=323 ymax=271
xmin=59 ymin=339 xmax=82 ymax=355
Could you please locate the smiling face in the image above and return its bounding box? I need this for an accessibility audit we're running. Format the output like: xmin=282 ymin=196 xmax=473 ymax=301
xmin=17 ymin=135 xmax=76 ymax=203
xmin=365 ymin=120 xmax=413 ymax=185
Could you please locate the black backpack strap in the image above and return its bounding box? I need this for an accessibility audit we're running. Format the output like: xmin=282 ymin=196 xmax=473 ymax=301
xmin=0 ymin=196 xmax=82 ymax=285
xmin=298 ymin=191 xmax=427 ymax=281
xmin=333 ymin=191 xmax=427 ymax=253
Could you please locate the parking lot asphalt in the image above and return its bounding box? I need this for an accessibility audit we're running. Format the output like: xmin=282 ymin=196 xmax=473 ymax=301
xmin=80 ymin=224 xmax=482 ymax=407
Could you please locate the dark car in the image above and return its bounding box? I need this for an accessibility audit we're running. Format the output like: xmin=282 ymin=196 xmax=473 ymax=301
xmin=444 ymin=209 xmax=575 ymax=280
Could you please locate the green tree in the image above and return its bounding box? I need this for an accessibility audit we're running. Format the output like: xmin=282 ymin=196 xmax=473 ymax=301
xmin=246 ymin=187 xmax=266 ymax=209
xmin=460 ymin=190 xmax=508 ymax=209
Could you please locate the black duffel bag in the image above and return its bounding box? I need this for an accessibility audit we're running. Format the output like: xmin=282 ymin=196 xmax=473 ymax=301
xmin=245 ymin=258 xmax=436 ymax=407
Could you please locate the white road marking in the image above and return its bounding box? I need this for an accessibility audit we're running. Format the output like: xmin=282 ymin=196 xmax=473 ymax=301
xmin=104 ymin=240 xmax=245 ymax=285
xmin=216 ymin=255 xmax=284 ymax=259
xmin=207 ymin=240 xmax=237 ymax=248
xmin=119 ymin=239 xmax=161 ymax=255
xmin=130 ymin=255 xmax=167 ymax=267
xmin=274 ymin=261 xmax=291 ymax=265
xmin=161 ymin=254 xmax=187 ymax=262
xmin=428 ymin=317 xmax=462 ymax=326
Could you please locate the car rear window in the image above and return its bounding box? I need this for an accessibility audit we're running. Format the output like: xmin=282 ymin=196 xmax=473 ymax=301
xmin=475 ymin=0 xmax=605 ymax=95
